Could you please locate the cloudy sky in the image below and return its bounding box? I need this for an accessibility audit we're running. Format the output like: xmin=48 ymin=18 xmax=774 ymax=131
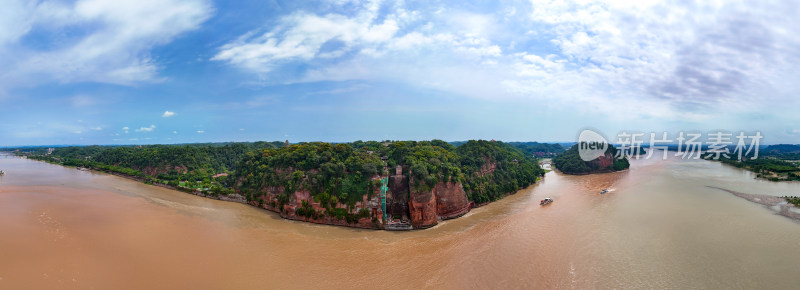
xmin=1 ymin=0 xmax=799 ymax=146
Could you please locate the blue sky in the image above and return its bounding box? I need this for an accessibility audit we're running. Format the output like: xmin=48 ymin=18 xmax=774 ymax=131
xmin=1 ymin=0 xmax=799 ymax=146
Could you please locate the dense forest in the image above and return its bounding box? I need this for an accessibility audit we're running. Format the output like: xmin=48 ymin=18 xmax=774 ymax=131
xmin=234 ymin=139 xmax=545 ymax=206
xmin=761 ymin=144 xmax=800 ymax=160
xmin=14 ymin=142 xmax=284 ymax=195
xmin=717 ymin=156 xmax=800 ymax=181
xmin=507 ymin=142 xmax=566 ymax=157
xmin=12 ymin=140 xmax=545 ymax=206
xmin=703 ymin=144 xmax=800 ymax=181
xmin=552 ymin=144 xmax=630 ymax=174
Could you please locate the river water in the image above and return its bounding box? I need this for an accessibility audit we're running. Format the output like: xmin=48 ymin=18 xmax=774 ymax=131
xmin=2 ymin=152 xmax=800 ymax=289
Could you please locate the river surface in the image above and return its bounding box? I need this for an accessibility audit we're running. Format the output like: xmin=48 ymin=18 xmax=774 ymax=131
xmin=2 ymin=152 xmax=800 ymax=289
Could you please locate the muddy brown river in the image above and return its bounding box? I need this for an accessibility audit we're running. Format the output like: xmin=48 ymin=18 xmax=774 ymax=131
xmin=2 ymin=152 xmax=800 ymax=289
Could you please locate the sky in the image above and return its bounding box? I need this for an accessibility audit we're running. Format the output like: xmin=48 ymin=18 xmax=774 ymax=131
xmin=1 ymin=0 xmax=799 ymax=146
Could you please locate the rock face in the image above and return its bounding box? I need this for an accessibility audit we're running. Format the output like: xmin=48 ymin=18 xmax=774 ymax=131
xmin=251 ymin=185 xmax=382 ymax=230
xmin=552 ymin=144 xmax=629 ymax=175
xmin=589 ymin=153 xmax=615 ymax=171
xmin=242 ymin=167 xmax=480 ymax=230
xmin=434 ymin=182 xmax=471 ymax=220
xmin=387 ymin=174 xmax=410 ymax=220
xmin=408 ymin=181 xmax=470 ymax=229
xmin=409 ymin=188 xmax=438 ymax=228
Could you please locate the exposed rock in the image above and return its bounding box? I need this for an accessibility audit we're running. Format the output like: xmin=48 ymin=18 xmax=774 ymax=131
xmin=588 ymin=154 xmax=614 ymax=171
xmin=407 ymin=180 xmax=471 ymax=228
xmin=409 ymin=188 xmax=438 ymax=228
xmin=479 ymin=159 xmax=497 ymax=176
xmin=387 ymin=174 xmax=409 ymax=220
xmin=434 ymin=182 xmax=470 ymax=220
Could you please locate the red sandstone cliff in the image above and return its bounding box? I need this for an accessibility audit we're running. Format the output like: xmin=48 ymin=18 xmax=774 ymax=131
xmin=408 ymin=181 xmax=471 ymax=229
xmin=250 ymin=184 xmax=382 ymax=230
xmin=589 ymin=154 xmax=614 ymax=170
xmin=408 ymin=188 xmax=438 ymax=228
xmin=434 ymin=182 xmax=471 ymax=220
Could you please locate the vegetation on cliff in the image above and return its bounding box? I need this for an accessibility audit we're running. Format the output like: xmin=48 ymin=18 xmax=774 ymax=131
xmin=233 ymin=140 xmax=545 ymax=207
xmin=457 ymin=140 xmax=544 ymax=203
xmin=552 ymin=144 xmax=630 ymax=174
xmin=12 ymin=139 xmax=545 ymax=226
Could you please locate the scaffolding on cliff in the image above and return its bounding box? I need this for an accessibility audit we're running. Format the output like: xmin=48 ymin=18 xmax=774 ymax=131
xmin=380 ymin=177 xmax=388 ymax=223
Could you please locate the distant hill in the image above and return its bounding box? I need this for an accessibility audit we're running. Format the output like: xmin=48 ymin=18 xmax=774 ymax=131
xmin=449 ymin=141 xmax=566 ymax=158
xmin=507 ymin=142 xmax=566 ymax=158
xmin=763 ymin=144 xmax=800 ymax=154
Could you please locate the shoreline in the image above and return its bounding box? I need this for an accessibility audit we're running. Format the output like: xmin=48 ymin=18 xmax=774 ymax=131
xmin=19 ymin=155 xmax=536 ymax=231
xmin=551 ymin=167 xmax=629 ymax=176
xmin=715 ymin=160 xmax=800 ymax=183
xmin=707 ymin=186 xmax=800 ymax=222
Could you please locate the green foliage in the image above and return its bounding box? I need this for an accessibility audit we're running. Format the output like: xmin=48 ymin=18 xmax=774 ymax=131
xmin=235 ymin=142 xmax=386 ymax=206
xmin=718 ymin=156 xmax=800 ymax=181
xmin=19 ymin=142 xmax=281 ymax=194
xmin=784 ymin=196 xmax=800 ymax=206
xmin=16 ymin=139 xmax=547 ymax=212
xmin=552 ymin=144 xmax=630 ymax=174
xmin=456 ymin=140 xmax=545 ymax=204
xmin=234 ymin=139 xmax=545 ymax=205
xmin=507 ymin=142 xmax=566 ymax=156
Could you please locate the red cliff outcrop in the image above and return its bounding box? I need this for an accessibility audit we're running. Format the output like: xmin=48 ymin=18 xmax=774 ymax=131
xmin=434 ymin=182 xmax=471 ymax=220
xmin=589 ymin=154 xmax=614 ymax=170
xmin=250 ymin=185 xmax=382 ymax=230
xmin=408 ymin=181 xmax=471 ymax=229
xmin=409 ymin=188 xmax=438 ymax=229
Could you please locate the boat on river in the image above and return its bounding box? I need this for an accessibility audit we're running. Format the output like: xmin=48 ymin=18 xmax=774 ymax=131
xmin=540 ymin=197 xmax=553 ymax=206
xmin=601 ymin=189 xmax=608 ymax=194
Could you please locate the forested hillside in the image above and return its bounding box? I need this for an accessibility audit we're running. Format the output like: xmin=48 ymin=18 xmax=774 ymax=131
xmin=13 ymin=140 xmax=544 ymax=207
xmin=552 ymin=144 xmax=630 ymax=174
xmin=15 ymin=142 xmax=283 ymax=195
xmin=234 ymin=140 xmax=545 ymax=206
xmin=507 ymin=142 xmax=566 ymax=156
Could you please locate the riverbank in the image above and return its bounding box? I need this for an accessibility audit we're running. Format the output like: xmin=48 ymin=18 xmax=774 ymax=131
xmin=17 ymin=154 xmax=536 ymax=231
xmin=552 ymin=167 xmax=630 ymax=176
xmin=707 ymin=186 xmax=800 ymax=222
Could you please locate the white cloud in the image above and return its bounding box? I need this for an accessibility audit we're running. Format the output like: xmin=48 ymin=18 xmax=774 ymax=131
xmin=162 ymin=110 xmax=175 ymax=117
xmin=212 ymin=1 xmax=509 ymax=101
xmin=92 ymin=127 xmax=102 ymax=131
xmin=0 ymin=0 xmax=213 ymax=86
xmin=173 ymin=130 xmax=178 ymax=134
xmin=210 ymin=0 xmax=800 ymax=123
xmin=122 ymin=126 xmax=129 ymax=130
xmin=211 ymin=9 xmax=400 ymax=72
xmin=196 ymin=130 xmax=205 ymax=134
xmin=135 ymin=125 xmax=156 ymax=132
xmin=520 ymin=0 xmax=800 ymax=111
